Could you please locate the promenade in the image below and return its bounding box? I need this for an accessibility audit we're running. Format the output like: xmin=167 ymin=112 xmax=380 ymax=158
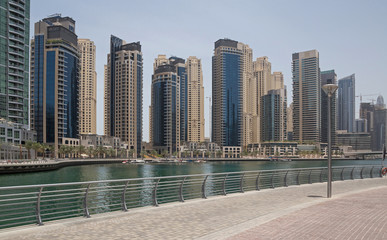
xmin=0 ymin=177 xmax=386 ymax=240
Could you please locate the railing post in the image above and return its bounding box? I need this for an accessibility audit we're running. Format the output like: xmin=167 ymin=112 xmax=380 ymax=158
xmin=297 ymin=171 xmax=301 ymax=185
xmin=351 ymin=167 xmax=355 ymax=180
xmin=319 ymin=169 xmax=323 ymax=183
xmin=360 ymin=167 xmax=364 ymax=179
xmin=36 ymin=187 xmax=44 ymax=226
xmin=179 ymin=177 xmax=186 ymax=202
xmin=240 ymin=173 xmax=245 ymax=193
xmin=271 ymin=172 xmax=275 ymax=188
xmin=308 ymin=170 xmax=312 ymax=184
xmin=83 ymin=184 xmax=91 ymax=218
xmin=341 ymin=168 xmax=345 ymax=181
xmin=122 ymin=180 xmax=129 ymax=211
xmin=222 ymin=174 xmax=228 ymax=196
xmin=202 ymin=175 xmax=208 ymax=199
xmin=255 ymin=172 xmax=261 ymax=191
xmin=284 ymin=171 xmax=289 ymax=187
xmin=370 ymin=167 xmax=374 ymax=178
xmin=153 ymin=179 xmax=160 ymax=206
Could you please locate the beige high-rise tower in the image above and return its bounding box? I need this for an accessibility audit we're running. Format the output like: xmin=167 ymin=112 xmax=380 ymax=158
xmin=186 ymin=56 xmax=205 ymax=142
xmin=104 ymin=36 xmax=143 ymax=155
xmin=251 ymin=56 xmax=272 ymax=143
xmin=78 ymin=39 xmax=97 ymax=134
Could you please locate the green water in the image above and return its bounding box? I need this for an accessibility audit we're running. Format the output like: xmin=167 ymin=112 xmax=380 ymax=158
xmin=0 ymin=159 xmax=384 ymax=187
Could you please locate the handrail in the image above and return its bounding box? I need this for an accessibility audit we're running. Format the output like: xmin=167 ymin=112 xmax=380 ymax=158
xmin=0 ymin=165 xmax=377 ymax=190
xmin=0 ymin=165 xmax=383 ymax=229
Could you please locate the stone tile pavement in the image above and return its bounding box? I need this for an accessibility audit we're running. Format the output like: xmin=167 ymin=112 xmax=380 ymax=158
xmin=0 ymin=177 xmax=386 ymax=240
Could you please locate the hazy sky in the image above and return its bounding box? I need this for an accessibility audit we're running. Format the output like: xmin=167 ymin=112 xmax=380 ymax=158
xmin=30 ymin=0 xmax=387 ymax=141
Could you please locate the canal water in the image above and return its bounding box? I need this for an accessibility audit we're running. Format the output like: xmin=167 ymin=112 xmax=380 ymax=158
xmin=0 ymin=159 xmax=384 ymax=187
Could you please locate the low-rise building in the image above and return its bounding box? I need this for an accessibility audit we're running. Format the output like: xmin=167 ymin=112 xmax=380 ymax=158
xmin=80 ymin=134 xmax=125 ymax=149
xmin=0 ymin=118 xmax=36 ymax=145
xmin=247 ymin=142 xmax=297 ymax=156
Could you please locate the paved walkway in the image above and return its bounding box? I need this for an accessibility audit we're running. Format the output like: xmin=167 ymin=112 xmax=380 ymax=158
xmin=0 ymin=178 xmax=386 ymax=240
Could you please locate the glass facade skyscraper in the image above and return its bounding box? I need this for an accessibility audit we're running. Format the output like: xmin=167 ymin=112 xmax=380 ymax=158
xmin=212 ymin=39 xmax=244 ymax=147
xmin=321 ymin=70 xmax=337 ymax=145
xmin=338 ymin=74 xmax=355 ymax=133
xmin=30 ymin=15 xmax=79 ymax=151
xmin=151 ymin=64 xmax=180 ymax=154
xmin=0 ymin=0 xmax=30 ymax=126
xmin=292 ymin=50 xmax=321 ymax=143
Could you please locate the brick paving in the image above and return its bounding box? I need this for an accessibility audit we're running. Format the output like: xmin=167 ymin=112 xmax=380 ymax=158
xmin=0 ymin=178 xmax=386 ymax=240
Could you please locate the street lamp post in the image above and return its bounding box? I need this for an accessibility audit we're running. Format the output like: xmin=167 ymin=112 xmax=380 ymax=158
xmin=322 ymin=83 xmax=338 ymax=198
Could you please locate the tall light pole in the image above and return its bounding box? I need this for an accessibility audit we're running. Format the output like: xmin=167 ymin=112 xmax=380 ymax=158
xmin=322 ymin=83 xmax=338 ymax=198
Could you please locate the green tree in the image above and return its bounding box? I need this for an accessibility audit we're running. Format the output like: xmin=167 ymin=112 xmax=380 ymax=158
xmin=25 ymin=141 xmax=34 ymax=159
xmin=58 ymin=145 xmax=67 ymax=158
xmin=32 ymin=142 xmax=41 ymax=159
xmin=77 ymin=145 xmax=86 ymax=158
xmin=48 ymin=145 xmax=55 ymax=159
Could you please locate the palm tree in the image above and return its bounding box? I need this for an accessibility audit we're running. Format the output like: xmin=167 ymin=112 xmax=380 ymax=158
xmin=58 ymin=145 xmax=67 ymax=158
xmin=77 ymin=145 xmax=86 ymax=158
xmin=86 ymin=146 xmax=94 ymax=158
xmin=32 ymin=142 xmax=41 ymax=160
xmin=216 ymin=150 xmax=223 ymax=158
xmin=25 ymin=141 xmax=34 ymax=159
xmin=107 ymin=148 xmax=115 ymax=158
xmin=128 ymin=149 xmax=135 ymax=159
xmin=141 ymin=150 xmax=147 ymax=159
xmin=96 ymin=146 xmax=105 ymax=158
xmin=48 ymin=145 xmax=55 ymax=159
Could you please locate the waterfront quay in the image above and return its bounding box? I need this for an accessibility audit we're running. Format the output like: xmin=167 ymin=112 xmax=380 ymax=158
xmin=0 ymin=177 xmax=386 ymax=239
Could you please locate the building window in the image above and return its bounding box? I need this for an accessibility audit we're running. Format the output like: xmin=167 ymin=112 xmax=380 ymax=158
xmin=0 ymin=127 xmax=4 ymax=135
xmin=7 ymin=129 xmax=13 ymax=138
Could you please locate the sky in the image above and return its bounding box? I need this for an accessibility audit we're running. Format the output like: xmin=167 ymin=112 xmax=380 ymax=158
xmin=30 ymin=0 xmax=387 ymax=141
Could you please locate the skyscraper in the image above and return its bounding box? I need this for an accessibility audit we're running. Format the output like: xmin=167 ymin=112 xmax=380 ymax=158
xmin=104 ymin=35 xmax=143 ymax=155
xmin=338 ymin=74 xmax=355 ymax=132
xmin=151 ymin=60 xmax=180 ymax=154
xmin=186 ymin=56 xmax=204 ymax=143
xmin=251 ymin=57 xmax=272 ymax=144
xmin=0 ymin=0 xmax=30 ymax=126
xmin=30 ymin=15 xmax=79 ymax=151
xmin=292 ymin=50 xmax=321 ymax=142
xmin=212 ymin=39 xmax=246 ymax=147
xmin=261 ymin=88 xmax=287 ymax=142
xmin=321 ymin=70 xmax=337 ymax=145
xmin=78 ymin=39 xmax=96 ymax=134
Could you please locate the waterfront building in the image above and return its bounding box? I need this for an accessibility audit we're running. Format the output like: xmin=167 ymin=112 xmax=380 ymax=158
xmin=261 ymin=88 xmax=287 ymax=142
xmin=292 ymin=50 xmax=321 ymax=142
xmin=212 ymin=38 xmax=249 ymax=147
xmin=80 ymin=134 xmax=123 ymax=149
xmin=247 ymin=142 xmax=297 ymax=156
xmin=338 ymin=74 xmax=355 ymax=132
xmin=78 ymin=39 xmax=96 ymax=134
xmin=0 ymin=117 xmax=35 ymax=145
xmin=30 ymin=15 xmax=79 ymax=154
xmin=104 ymin=36 xmax=142 ymax=156
xmin=169 ymin=57 xmax=188 ymax=143
xmin=321 ymin=70 xmax=337 ymax=145
xmin=186 ymin=56 xmax=205 ymax=143
xmin=287 ymin=103 xmax=293 ymax=140
xmin=337 ymin=131 xmax=371 ymax=151
xmin=251 ymin=56 xmax=271 ymax=144
xmin=0 ymin=0 xmax=30 ymax=126
xmin=151 ymin=61 xmax=180 ymax=154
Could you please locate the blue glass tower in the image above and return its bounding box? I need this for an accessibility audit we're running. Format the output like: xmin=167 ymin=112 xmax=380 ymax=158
xmin=151 ymin=64 xmax=180 ymax=154
xmin=338 ymin=74 xmax=355 ymax=133
xmin=212 ymin=39 xmax=243 ymax=147
xmin=30 ymin=15 xmax=79 ymax=150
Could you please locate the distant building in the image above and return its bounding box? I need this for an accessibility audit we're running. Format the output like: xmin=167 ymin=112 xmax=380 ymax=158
xmin=360 ymin=102 xmax=375 ymax=133
xmin=186 ymin=56 xmax=205 ymax=143
xmin=292 ymin=50 xmax=321 ymax=142
xmin=321 ymin=70 xmax=337 ymax=145
xmin=104 ymin=36 xmax=143 ymax=156
xmin=78 ymin=39 xmax=97 ymax=134
xmin=247 ymin=142 xmax=297 ymax=156
xmin=80 ymin=134 xmax=124 ymax=149
xmin=151 ymin=60 xmax=180 ymax=154
xmin=261 ymin=88 xmax=287 ymax=142
xmin=212 ymin=39 xmax=247 ymax=147
xmin=338 ymin=74 xmax=355 ymax=132
xmin=287 ymin=103 xmax=293 ymax=140
xmin=372 ymin=96 xmax=386 ymax=151
xmin=337 ymin=131 xmax=371 ymax=151
xmin=0 ymin=0 xmax=30 ymax=127
xmin=0 ymin=118 xmax=36 ymax=145
xmin=355 ymin=119 xmax=367 ymax=133
xmin=30 ymin=15 xmax=79 ymax=154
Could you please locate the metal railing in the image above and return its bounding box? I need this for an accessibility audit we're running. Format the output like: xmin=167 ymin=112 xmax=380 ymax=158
xmin=0 ymin=165 xmax=383 ymax=229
